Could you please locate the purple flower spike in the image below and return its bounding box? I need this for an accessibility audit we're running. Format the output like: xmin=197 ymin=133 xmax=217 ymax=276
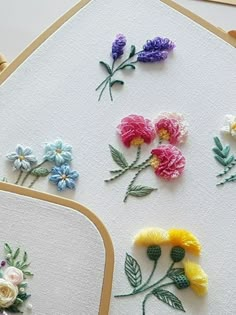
xmin=143 ymin=37 xmax=175 ymax=52
xmin=112 ymin=34 xmax=127 ymax=61
xmin=137 ymin=50 xmax=168 ymax=63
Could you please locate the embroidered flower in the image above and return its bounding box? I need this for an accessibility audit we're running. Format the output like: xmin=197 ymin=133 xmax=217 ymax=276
xmin=154 ymin=112 xmax=188 ymax=144
xmin=117 ymin=115 xmax=155 ymax=147
xmin=3 ymin=267 xmax=23 ymax=286
xmin=137 ymin=37 xmax=175 ymax=63
xmin=49 ymin=164 xmax=79 ymax=191
xmin=6 ymin=145 xmax=37 ymax=172
xmin=183 ymin=261 xmax=208 ymax=296
xmin=44 ymin=139 xmax=72 ymax=166
xmin=221 ymin=114 xmax=236 ymax=138
xmin=150 ymin=145 xmax=185 ymax=180
xmin=111 ymin=34 xmax=127 ymax=60
xmin=133 ymin=227 xmax=169 ymax=246
xmin=168 ymin=229 xmax=201 ymax=256
xmin=0 ymin=279 xmax=18 ymax=308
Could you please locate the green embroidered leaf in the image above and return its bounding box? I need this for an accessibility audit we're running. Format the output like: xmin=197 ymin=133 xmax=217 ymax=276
xmin=214 ymin=155 xmax=227 ymax=166
xmin=31 ymin=167 xmax=50 ymax=177
xmin=214 ymin=136 xmax=223 ymax=150
xmin=6 ymin=305 xmax=23 ymax=313
xmin=226 ymin=156 xmax=235 ymax=165
xmin=4 ymin=243 xmax=12 ymax=254
xmin=129 ymin=45 xmax=136 ymax=58
xmin=99 ymin=61 xmax=112 ymax=74
xmin=17 ymin=292 xmax=31 ymax=301
xmin=110 ymin=80 xmax=124 ymax=87
xmin=125 ymin=253 xmax=142 ymax=288
xmin=23 ymin=271 xmax=34 ymax=276
xmin=152 ymin=289 xmax=185 ymax=312
xmin=109 ymin=145 xmax=128 ymax=168
xmin=13 ymin=248 xmax=20 ymax=260
xmin=222 ymin=145 xmax=230 ymax=157
xmin=23 ymin=251 xmax=28 ymax=263
xmin=128 ymin=185 xmax=157 ymax=197
xmin=119 ymin=64 xmax=136 ymax=70
xmin=168 ymin=268 xmax=185 ymax=281
xmin=212 ymin=147 xmax=225 ymax=158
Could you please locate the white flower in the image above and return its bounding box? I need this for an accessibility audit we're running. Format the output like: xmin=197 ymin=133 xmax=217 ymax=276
xmin=221 ymin=115 xmax=236 ymax=138
xmin=154 ymin=112 xmax=188 ymax=144
xmin=3 ymin=267 xmax=23 ymax=286
xmin=0 ymin=279 xmax=18 ymax=308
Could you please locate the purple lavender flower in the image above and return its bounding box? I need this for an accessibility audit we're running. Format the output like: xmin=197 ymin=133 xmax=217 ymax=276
xmin=111 ymin=34 xmax=127 ymax=61
xmin=143 ymin=37 xmax=175 ymax=52
xmin=137 ymin=50 xmax=168 ymax=63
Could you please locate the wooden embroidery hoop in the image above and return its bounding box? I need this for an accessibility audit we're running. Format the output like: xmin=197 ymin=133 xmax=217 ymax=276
xmin=0 ymin=182 xmax=114 ymax=315
xmin=0 ymin=0 xmax=235 ymax=85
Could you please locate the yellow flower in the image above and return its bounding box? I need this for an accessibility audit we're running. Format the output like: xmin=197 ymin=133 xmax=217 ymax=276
xmin=168 ymin=228 xmax=201 ymax=255
xmin=133 ymin=227 xmax=169 ymax=246
xmin=184 ymin=261 xmax=208 ymax=296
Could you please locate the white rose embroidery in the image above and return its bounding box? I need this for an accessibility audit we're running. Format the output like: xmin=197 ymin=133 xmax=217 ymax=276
xmin=3 ymin=267 xmax=24 ymax=286
xmin=0 ymin=278 xmax=18 ymax=308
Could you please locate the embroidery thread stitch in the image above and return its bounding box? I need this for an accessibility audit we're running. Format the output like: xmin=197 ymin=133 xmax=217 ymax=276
xmin=0 ymin=243 xmax=33 ymax=313
xmin=115 ymin=228 xmax=208 ymax=314
xmin=105 ymin=113 xmax=187 ymax=202
xmin=5 ymin=139 xmax=79 ymax=191
xmin=96 ymin=35 xmax=175 ymax=101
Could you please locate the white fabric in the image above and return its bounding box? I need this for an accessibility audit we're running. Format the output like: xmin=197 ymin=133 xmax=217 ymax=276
xmin=0 ymin=190 xmax=105 ymax=314
xmin=0 ymin=0 xmax=236 ymax=314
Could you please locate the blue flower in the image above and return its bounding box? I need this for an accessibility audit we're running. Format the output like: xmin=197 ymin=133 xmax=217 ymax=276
xmin=6 ymin=145 xmax=37 ymax=171
xmin=49 ymin=164 xmax=79 ymax=191
xmin=143 ymin=37 xmax=175 ymax=52
xmin=111 ymin=34 xmax=127 ymax=61
xmin=44 ymin=139 xmax=72 ymax=166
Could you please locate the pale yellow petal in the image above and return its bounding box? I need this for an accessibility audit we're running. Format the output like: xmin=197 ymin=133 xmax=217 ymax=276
xmin=133 ymin=227 xmax=169 ymax=246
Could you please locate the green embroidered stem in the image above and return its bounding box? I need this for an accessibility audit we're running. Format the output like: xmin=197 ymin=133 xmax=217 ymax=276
xmin=14 ymin=171 xmax=23 ymax=185
xmin=217 ymin=160 xmax=236 ymax=177
xmin=217 ymin=174 xmax=236 ymax=186
xmin=20 ymin=161 xmax=46 ymax=186
xmin=131 ymin=155 xmax=152 ymax=170
xmin=115 ymin=262 xmax=175 ymax=298
xmin=96 ymin=51 xmax=142 ymax=101
xmin=142 ymin=292 xmax=152 ymax=315
xmin=123 ymin=163 xmax=151 ymax=202
xmin=28 ymin=177 xmax=39 ymax=189
xmin=105 ymin=145 xmax=141 ymax=182
xmin=135 ymin=260 xmax=158 ymax=292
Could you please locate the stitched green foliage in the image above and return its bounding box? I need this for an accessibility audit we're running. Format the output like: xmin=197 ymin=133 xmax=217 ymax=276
xmin=119 ymin=64 xmax=136 ymax=70
xmin=99 ymin=61 xmax=112 ymax=74
xmin=168 ymin=268 xmax=185 ymax=281
xmin=152 ymin=289 xmax=185 ymax=312
xmin=127 ymin=185 xmax=157 ymax=197
xmin=213 ymin=137 xmax=234 ymax=167
xmin=110 ymin=80 xmax=124 ymax=87
xmin=125 ymin=253 xmax=142 ymax=288
xmin=31 ymin=167 xmax=50 ymax=177
xmin=109 ymin=145 xmax=129 ymax=169
xmin=129 ymin=45 xmax=136 ymax=58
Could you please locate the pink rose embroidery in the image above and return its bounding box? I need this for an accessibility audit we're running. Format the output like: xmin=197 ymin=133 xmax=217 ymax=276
xmin=117 ymin=115 xmax=155 ymax=147
xmin=151 ymin=144 xmax=186 ymax=180
xmin=154 ymin=112 xmax=188 ymax=145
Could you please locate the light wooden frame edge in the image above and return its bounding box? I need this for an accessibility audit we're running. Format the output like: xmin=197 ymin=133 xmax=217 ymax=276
xmin=0 ymin=182 xmax=114 ymax=315
xmin=0 ymin=0 xmax=236 ymax=85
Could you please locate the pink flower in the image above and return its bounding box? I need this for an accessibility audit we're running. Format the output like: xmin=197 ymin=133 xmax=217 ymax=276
xmin=154 ymin=112 xmax=188 ymax=145
xmin=117 ymin=115 xmax=155 ymax=147
xmin=150 ymin=144 xmax=185 ymax=179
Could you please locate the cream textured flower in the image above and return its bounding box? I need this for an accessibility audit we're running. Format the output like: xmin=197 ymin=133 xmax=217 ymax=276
xmin=0 ymin=278 xmax=18 ymax=308
xmin=4 ymin=267 xmax=24 ymax=286
xmin=221 ymin=114 xmax=236 ymax=138
xmin=133 ymin=227 xmax=169 ymax=246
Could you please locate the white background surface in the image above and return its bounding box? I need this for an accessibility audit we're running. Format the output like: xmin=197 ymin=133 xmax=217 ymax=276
xmin=1 ymin=0 xmax=236 ymax=314
xmin=0 ymin=190 xmax=105 ymax=314
xmin=0 ymin=0 xmax=235 ymax=62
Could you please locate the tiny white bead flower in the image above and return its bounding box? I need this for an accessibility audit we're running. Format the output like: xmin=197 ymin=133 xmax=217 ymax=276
xmin=221 ymin=115 xmax=236 ymax=138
